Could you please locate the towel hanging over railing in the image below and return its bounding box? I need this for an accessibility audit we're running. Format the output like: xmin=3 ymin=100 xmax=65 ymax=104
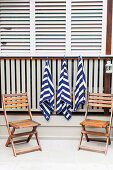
xmin=39 ymin=58 xmax=55 ymax=121
xmin=74 ymin=56 xmax=86 ymax=111
xmin=57 ymin=58 xmax=72 ymax=120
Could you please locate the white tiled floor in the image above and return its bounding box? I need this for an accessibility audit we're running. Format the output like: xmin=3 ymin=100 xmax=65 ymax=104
xmin=0 ymin=139 xmax=113 ymax=170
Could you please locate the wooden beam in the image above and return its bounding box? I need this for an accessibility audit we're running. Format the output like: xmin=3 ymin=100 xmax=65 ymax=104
xmin=79 ymin=145 xmax=105 ymax=153
xmin=104 ymin=0 xmax=112 ymax=115
xmin=0 ymin=56 xmax=113 ymax=60
xmin=16 ymin=146 xmax=40 ymax=155
xmin=81 ymin=130 xmax=108 ymax=137
xmin=106 ymin=0 xmax=112 ymax=55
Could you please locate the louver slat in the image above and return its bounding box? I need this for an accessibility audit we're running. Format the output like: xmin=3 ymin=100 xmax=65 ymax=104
xmin=0 ymin=0 xmax=30 ymax=54
xmin=71 ymin=0 xmax=104 ymax=54
xmin=35 ymin=0 xmax=66 ymax=55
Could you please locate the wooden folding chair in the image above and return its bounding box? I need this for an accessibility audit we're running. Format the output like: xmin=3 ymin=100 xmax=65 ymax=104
xmin=78 ymin=93 xmax=113 ymax=154
xmin=2 ymin=92 xmax=42 ymax=156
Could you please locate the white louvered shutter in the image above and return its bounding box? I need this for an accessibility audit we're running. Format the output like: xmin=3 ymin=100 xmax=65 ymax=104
xmin=71 ymin=0 xmax=107 ymax=56
xmin=0 ymin=0 xmax=107 ymax=56
xmin=35 ymin=0 xmax=66 ymax=56
xmin=0 ymin=0 xmax=30 ymax=55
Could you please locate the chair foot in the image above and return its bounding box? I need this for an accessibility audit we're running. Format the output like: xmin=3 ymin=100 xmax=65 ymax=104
xmin=39 ymin=146 xmax=42 ymax=151
xmin=105 ymin=150 xmax=107 ymax=155
xmin=78 ymin=146 xmax=80 ymax=151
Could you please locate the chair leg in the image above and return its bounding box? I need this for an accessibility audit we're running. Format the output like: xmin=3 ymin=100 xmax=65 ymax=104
xmin=109 ymin=138 xmax=111 ymax=145
xmin=35 ymin=130 xmax=42 ymax=151
xmin=105 ymin=136 xmax=110 ymax=154
xmin=6 ymin=127 xmax=15 ymax=147
xmin=27 ymin=126 xmax=42 ymax=151
xmin=82 ymin=125 xmax=89 ymax=142
xmin=27 ymin=127 xmax=37 ymax=143
xmin=105 ymin=127 xmax=111 ymax=145
xmin=78 ymin=132 xmax=83 ymax=150
xmin=10 ymin=138 xmax=16 ymax=157
xmin=105 ymin=125 xmax=111 ymax=154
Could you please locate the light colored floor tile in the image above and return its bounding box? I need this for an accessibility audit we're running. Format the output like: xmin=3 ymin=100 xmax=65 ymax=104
xmin=0 ymin=139 xmax=113 ymax=170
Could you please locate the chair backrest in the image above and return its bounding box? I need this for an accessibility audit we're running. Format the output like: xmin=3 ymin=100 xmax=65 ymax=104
xmin=85 ymin=93 xmax=113 ymax=119
xmin=2 ymin=92 xmax=32 ymax=120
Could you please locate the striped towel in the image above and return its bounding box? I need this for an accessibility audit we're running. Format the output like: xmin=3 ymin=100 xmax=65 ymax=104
xmin=39 ymin=58 xmax=54 ymax=121
xmin=57 ymin=58 xmax=72 ymax=120
xmin=74 ymin=56 xmax=86 ymax=111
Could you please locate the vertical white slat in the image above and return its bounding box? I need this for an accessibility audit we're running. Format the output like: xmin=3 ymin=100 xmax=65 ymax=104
xmin=11 ymin=59 xmax=16 ymax=110
xmin=21 ymin=59 xmax=25 ymax=93
xmin=94 ymin=59 xmax=98 ymax=110
xmin=84 ymin=59 xmax=88 ymax=89
xmin=42 ymin=59 xmax=45 ymax=77
xmin=99 ymin=60 xmax=104 ymax=93
xmin=37 ymin=60 xmax=41 ymax=110
xmin=89 ymin=60 xmax=93 ymax=93
xmin=94 ymin=60 xmax=98 ymax=93
xmin=11 ymin=59 xmax=15 ymax=94
xmin=83 ymin=59 xmax=88 ymax=110
xmin=26 ymin=59 xmax=31 ymax=106
xmin=16 ymin=59 xmax=20 ymax=94
xmin=89 ymin=59 xmax=93 ymax=111
xmin=16 ymin=59 xmax=21 ymax=110
xmin=21 ymin=59 xmax=26 ymax=109
xmin=66 ymin=0 xmax=71 ymax=55
xmin=73 ymin=59 xmax=77 ymax=110
xmin=1 ymin=59 xmax=5 ymax=94
xmin=6 ymin=59 xmax=10 ymax=94
xmin=49 ymin=59 xmax=51 ymax=68
xmin=52 ymin=59 xmax=56 ymax=111
xmin=57 ymin=59 xmax=61 ymax=85
xmin=32 ymin=59 xmax=36 ymax=109
xmin=68 ymin=60 xmax=72 ymax=100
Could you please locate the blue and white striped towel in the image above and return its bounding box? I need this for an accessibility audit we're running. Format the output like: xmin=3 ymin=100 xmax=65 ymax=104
xmin=74 ymin=56 xmax=86 ymax=111
xmin=39 ymin=58 xmax=54 ymax=121
xmin=57 ymin=58 xmax=72 ymax=120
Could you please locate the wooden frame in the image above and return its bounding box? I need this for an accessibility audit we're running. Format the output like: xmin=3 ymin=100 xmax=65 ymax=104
xmin=2 ymin=92 xmax=42 ymax=156
xmin=104 ymin=0 xmax=112 ymax=115
xmin=78 ymin=93 xmax=113 ymax=154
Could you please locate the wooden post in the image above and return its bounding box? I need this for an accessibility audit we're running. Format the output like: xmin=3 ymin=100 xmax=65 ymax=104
xmin=104 ymin=0 xmax=112 ymax=115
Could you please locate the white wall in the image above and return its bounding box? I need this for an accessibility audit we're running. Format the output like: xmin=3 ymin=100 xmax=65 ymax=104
xmin=0 ymin=115 xmax=113 ymax=140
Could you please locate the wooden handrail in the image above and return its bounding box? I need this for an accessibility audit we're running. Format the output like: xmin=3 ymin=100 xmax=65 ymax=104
xmin=0 ymin=56 xmax=113 ymax=60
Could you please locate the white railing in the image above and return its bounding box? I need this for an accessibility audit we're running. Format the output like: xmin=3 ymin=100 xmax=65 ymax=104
xmin=0 ymin=57 xmax=112 ymax=112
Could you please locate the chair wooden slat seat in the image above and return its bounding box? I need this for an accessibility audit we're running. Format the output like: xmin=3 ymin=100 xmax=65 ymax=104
xmin=80 ymin=119 xmax=109 ymax=128
xmin=9 ymin=119 xmax=41 ymax=129
xmin=2 ymin=92 xmax=42 ymax=156
xmin=78 ymin=92 xmax=113 ymax=154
